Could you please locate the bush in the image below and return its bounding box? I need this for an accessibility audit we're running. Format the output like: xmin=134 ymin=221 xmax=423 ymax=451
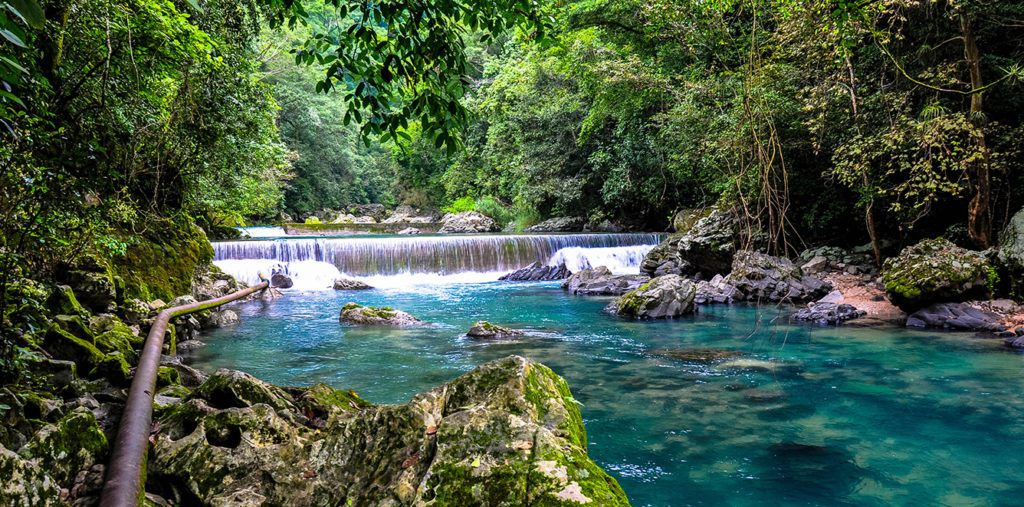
xmin=474 ymin=196 xmax=515 ymax=227
xmin=304 ymin=216 xmax=321 ymax=224
xmin=443 ymin=196 xmax=476 ymax=214
xmin=510 ymin=207 xmax=542 ymax=233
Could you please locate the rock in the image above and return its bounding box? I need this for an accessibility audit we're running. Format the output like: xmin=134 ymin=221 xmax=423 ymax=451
xmin=397 ymin=227 xmax=421 ymax=235
xmin=728 ymin=251 xmax=832 ymax=303
xmin=64 ymin=269 xmax=118 ymax=313
xmin=647 ymin=348 xmax=744 ymax=364
xmin=168 ymin=295 xmax=198 ymax=308
xmin=346 ymin=204 xmax=390 ymax=222
xmin=525 ymin=217 xmax=585 ymax=233
xmin=0 ymin=445 xmax=62 ymax=505
xmin=333 ymin=279 xmax=374 ymax=290
xmin=466 ymin=321 xmax=524 ymax=339
xmin=605 ymin=275 xmax=697 ymax=319
xmin=562 ymin=266 xmax=650 ymax=296
xmin=149 ymin=299 xmax=167 ymax=311
xmin=640 ymin=206 xmax=743 ymax=278
xmin=801 ymin=255 xmax=828 ymax=275
xmin=882 ymin=238 xmax=992 ymax=311
xmin=816 ymin=290 xmax=844 ymax=305
xmin=332 ymin=213 xmax=377 ymax=224
xmin=339 ymin=303 xmax=423 ymax=326
xmin=717 ymin=358 xmax=778 ymax=372
xmin=437 ymin=211 xmax=499 ymax=233
xmin=149 ymin=356 xmax=628 ymax=505
xmin=999 ymin=207 xmax=1024 ymax=297
xmin=744 ymin=389 xmax=788 ymax=403
xmin=382 ymin=206 xmax=441 ymax=224
xmin=160 ymin=356 xmax=209 ymax=389
xmin=192 ymin=264 xmax=239 ymax=301
xmin=177 ymin=339 xmax=207 ymax=351
xmin=694 ymin=274 xmax=739 ymax=305
xmin=18 ymin=407 xmax=108 ymax=484
xmin=499 ymin=262 xmax=571 ymax=281
xmin=270 ymin=272 xmax=293 ymax=289
xmin=205 ymin=309 xmax=239 ymax=328
xmin=792 ymin=303 xmax=866 ymax=325
xmin=47 ymin=285 xmax=87 ymax=317
xmin=906 ymin=302 xmax=1007 ymax=332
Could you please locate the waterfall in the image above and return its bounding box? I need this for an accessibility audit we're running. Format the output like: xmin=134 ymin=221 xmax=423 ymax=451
xmin=213 ymin=233 xmax=663 ymax=288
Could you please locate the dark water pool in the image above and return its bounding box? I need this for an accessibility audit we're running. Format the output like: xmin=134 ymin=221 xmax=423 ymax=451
xmin=187 ymin=282 xmax=1024 ymax=506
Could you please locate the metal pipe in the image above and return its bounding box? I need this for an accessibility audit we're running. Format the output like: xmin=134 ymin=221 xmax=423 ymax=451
xmin=100 ymin=280 xmax=270 ymax=507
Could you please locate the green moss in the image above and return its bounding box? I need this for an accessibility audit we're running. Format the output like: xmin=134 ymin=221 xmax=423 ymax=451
xmin=157 ymin=366 xmax=181 ymax=388
xmin=46 ymin=285 xmax=87 ymax=317
xmin=341 ymin=303 xmax=362 ymax=311
xmin=94 ymin=329 xmax=139 ymax=363
xmin=112 ymin=219 xmax=214 ymax=302
xmin=19 ymin=407 xmax=109 ymax=485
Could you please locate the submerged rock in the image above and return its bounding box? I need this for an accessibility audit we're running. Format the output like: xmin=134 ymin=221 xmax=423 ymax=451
xmin=605 ymin=275 xmax=697 ymax=319
xmin=438 ymin=211 xmax=499 ymax=233
xmin=499 ymin=262 xmax=571 ymax=281
xmin=271 ymin=272 xmax=294 ymax=289
xmin=727 ymin=251 xmax=831 ymax=303
xmin=906 ymin=302 xmax=1007 ymax=332
xmin=744 ymin=389 xmax=788 ymax=403
xmin=149 ymin=356 xmax=629 ymax=505
xmin=466 ymin=321 xmax=524 ymax=339
xmin=525 ymin=216 xmax=585 ymax=233
xmin=647 ymin=348 xmax=744 ymax=364
xmin=333 ymin=279 xmax=374 ymax=290
xmin=641 ymin=206 xmax=742 ymax=278
xmin=562 ymin=266 xmax=650 ymax=296
xmin=792 ymin=303 xmax=866 ymax=326
xmin=882 ymin=238 xmax=992 ymax=312
xmin=339 ymin=303 xmax=423 ymax=326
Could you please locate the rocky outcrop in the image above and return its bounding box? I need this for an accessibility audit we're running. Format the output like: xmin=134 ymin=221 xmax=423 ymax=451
xmin=562 ymin=266 xmax=650 ymax=296
xmin=727 ymin=251 xmax=832 ymax=303
xmin=0 ymin=445 xmax=63 ymax=505
xmin=438 ymin=211 xmax=499 ymax=233
xmin=499 ymin=262 xmax=571 ymax=281
xmin=466 ymin=321 xmax=524 ymax=339
xmin=346 ymin=204 xmax=390 ymax=222
xmin=333 ymin=279 xmax=373 ymax=290
xmin=882 ymin=238 xmax=992 ymax=312
xmin=149 ymin=357 xmax=629 ymax=505
xmin=271 ymin=272 xmax=293 ymax=289
xmin=205 ymin=309 xmax=239 ymax=328
xmin=694 ymin=274 xmax=740 ymax=304
xmin=792 ymin=303 xmax=865 ymax=325
xmin=605 ymin=275 xmax=697 ymax=319
xmin=397 ymin=227 xmax=421 ymax=235
xmin=906 ymin=303 xmax=1006 ymax=332
xmin=999 ymin=208 xmax=1024 ymax=297
xmin=332 ymin=214 xmax=377 ymax=224
xmin=382 ymin=205 xmax=441 ymax=224
xmin=641 ymin=207 xmax=748 ymax=278
xmin=525 ymin=217 xmax=585 ymax=233
xmin=339 ymin=303 xmax=423 ymax=326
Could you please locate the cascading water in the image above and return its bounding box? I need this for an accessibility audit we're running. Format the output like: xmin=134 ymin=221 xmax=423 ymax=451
xmin=213 ymin=233 xmax=663 ymax=289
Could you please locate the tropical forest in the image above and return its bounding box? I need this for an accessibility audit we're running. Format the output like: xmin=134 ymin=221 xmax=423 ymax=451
xmin=2 ymin=0 xmax=1024 ymax=504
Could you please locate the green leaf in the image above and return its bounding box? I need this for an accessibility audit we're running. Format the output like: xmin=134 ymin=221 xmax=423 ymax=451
xmin=182 ymin=0 xmax=203 ymax=12
xmin=6 ymin=0 xmax=44 ymax=29
xmin=0 ymin=28 xmax=26 ymax=48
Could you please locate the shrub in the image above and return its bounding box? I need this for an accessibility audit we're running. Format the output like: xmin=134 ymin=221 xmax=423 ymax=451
xmin=474 ymin=196 xmax=515 ymax=227
xmin=443 ymin=196 xmax=476 ymax=214
xmin=304 ymin=216 xmax=321 ymax=224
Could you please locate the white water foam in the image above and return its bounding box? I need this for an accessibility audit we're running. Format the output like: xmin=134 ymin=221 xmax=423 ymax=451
xmin=237 ymin=227 xmax=289 ymax=238
xmin=547 ymin=245 xmax=655 ymax=274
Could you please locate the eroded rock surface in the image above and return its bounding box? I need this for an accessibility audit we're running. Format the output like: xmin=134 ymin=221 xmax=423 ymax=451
xmin=882 ymin=238 xmax=992 ymax=312
xmin=792 ymin=303 xmax=866 ymax=326
xmin=906 ymin=303 xmax=1006 ymax=332
xmin=562 ymin=266 xmax=649 ymax=296
xmin=727 ymin=251 xmax=831 ymax=303
xmin=466 ymin=321 xmax=524 ymax=339
xmin=149 ymin=356 xmax=629 ymax=506
xmin=500 ymin=262 xmax=571 ymax=281
xmin=525 ymin=217 xmax=585 ymax=233
xmin=438 ymin=211 xmax=499 ymax=234
xmin=339 ymin=303 xmax=423 ymax=326
xmin=605 ymin=275 xmax=697 ymax=319
xmin=640 ymin=207 xmax=742 ymax=278
xmin=333 ymin=279 xmax=374 ymax=290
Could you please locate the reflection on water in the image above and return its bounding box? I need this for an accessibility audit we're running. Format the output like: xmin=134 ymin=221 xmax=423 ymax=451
xmin=188 ymin=282 xmax=1024 ymax=506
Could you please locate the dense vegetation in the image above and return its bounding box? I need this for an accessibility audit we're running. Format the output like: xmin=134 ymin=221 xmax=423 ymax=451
xmin=2 ymin=0 xmax=1023 ymax=377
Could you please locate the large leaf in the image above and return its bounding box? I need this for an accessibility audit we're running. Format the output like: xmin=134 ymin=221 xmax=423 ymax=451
xmin=0 ymin=27 xmax=26 ymax=48
xmin=5 ymin=0 xmax=44 ymax=29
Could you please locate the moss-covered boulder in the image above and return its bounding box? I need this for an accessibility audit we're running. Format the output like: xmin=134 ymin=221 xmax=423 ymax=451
xmin=42 ymin=325 xmax=130 ymax=383
xmin=0 ymin=444 xmax=62 ymax=505
xmin=339 ymin=303 xmax=423 ymax=326
xmin=113 ymin=219 xmax=215 ymax=302
xmin=150 ymin=356 xmax=629 ymax=505
xmin=998 ymin=207 xmax=1024 ymax=298
xmin=727 ymin=251 xmax=832 ymax=303
xmin=466 ymin=321 xmax=524 ymax=339
xmin=606 ymin=275 xmax=697 ymax=319
xmin=641 ymin=206 xmax=742 ymax=278
xmin=46 ymin=285 xmax=88 ymax=318
xmin=18 ymin=407 xmax=109 ymax=485
xmin=882 ymin=238 xmax=993 ymax=311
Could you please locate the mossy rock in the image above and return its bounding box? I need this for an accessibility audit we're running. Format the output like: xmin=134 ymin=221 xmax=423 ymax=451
xmin=112 ymin=219 xmax=215 ymax=302
xmin=94 ymin=329 xmax=139 ymax=363
xmin=882 ymin=238 xmax=992 ymax=311
xmin=52 ymin=314 xmax=94 ymax=341
xmin=338 ymin=303 xmax=423 ymax=326
xmin=998 ymin=208 xmax=1024 ymax=298
xmin=0 ymin=445 xmax=62 ymax=505
xmin=191 ymin=369 xmax=298 ymax=413
xmin=19 ymin=407 xmax=109 ymax=485
xmin=157 ymin=366 xmax=181 ymax=389
xmin=46 ymin=285 xmax=87 ymax=318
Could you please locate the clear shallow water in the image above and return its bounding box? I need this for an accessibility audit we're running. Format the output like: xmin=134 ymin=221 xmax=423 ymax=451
xmin=188 ymin=282 xmax=1024 ymax=506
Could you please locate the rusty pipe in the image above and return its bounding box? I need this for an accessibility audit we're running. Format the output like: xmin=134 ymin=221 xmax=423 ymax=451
xmin=100 ymin=279 xmax=269 ymax=507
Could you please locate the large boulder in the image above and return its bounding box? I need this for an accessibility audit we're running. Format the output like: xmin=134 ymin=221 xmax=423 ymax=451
xmin=694 ymin=274 xmax=740 ymax=305
xmin=998 ymin=208 xmax=1024 ymax=297
xmin=882 ymin=238 xmax=992 ymax=312
xmin=641 ymin=207 xmax=743 ymax=278
xmin=382 ymin=206 xmax=441 ymax=224
xmin=906 ymin=302 xmax=1006 ymax=332
xmin=150 ymin=356 xmax=629 ymax=505
xmin=466 ymin=321 xmax=524 ymax=339
xmin=525 ymin=217 xmax=585 ymax=233
xmin=271 ymin=272 xmax=293 ymax=289
xmin=499 ymin=262 xmax=571 ymax=281
xmin=727 ymin=251 xmax=831 ymax=303
xmin=18 ymin=407 xmax=109 ymax=485
xmin=605 ymin=275 xmax=697 ymax=319
xmin=562 ymin=266 xmax=650 ymax=296
xmin=0 ymin=445 xmax=62 ymax=505
xmin=333 ymin=279 xmax=374 ymax=290
xmin=438 ymin=211 xmax=499 ymax=233
xmin=339 ymin=303 xmax=423 ymax=326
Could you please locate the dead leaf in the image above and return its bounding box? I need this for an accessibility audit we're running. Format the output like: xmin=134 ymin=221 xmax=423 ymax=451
xmin=402 ymin=454 xmax=420 ymax=469
xmin=425 ymin=425 xmax=437 ymax=435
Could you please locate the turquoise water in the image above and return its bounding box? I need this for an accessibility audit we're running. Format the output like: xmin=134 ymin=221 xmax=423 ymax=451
xmin=188 ymin=282 xmax=1024 ymax=506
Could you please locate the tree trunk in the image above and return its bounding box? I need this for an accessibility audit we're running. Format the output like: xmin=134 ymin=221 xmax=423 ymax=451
xmin=961 ymin=14 xmax=993 ymax=248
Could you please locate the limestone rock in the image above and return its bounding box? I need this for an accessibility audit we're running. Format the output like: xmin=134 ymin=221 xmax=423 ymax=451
xmin=999 ymin=207 xmax=1024 ymax=297
xmin=728 ymin=251 xmax=832 ymax=303
xmin=525 ymin=217 xmax=585 ymax=233
xmin=562 ymin=266 xmax=650 ymax=296
xmin=694 ymin=274 xmax=740 ymax=305
xmin=397 ymin=227 xmax=421 ymax=235
xmin=605 ymin=275 xmax=697 ymax=319
xmin=333 ymin=279 xmax=374 ymax=290
xmin=499 ymin=262 xmax=571 ymax=281
xmin=882 ymin=238 xmax=992 ymax=311
xmin=640 ymin=207 xmax=742 ymax=278
xmin=339 ymin=303 xmax=423 ymax=326
xmin=792 ymin=303 xmax=866 ymax=325
xmin=18 ymin=407 xmax=108 ymax=485
xmin=0 ymin=445 xmax=62 ymax=505
xmin=346 ymin=204 xmax=390 ymax=222
xmin=206 ymin=309 xmax=240 ymax=328
xmin=149 ymin=356 xmax=628 ymax=505
xmin=906 ymin=302 xmax=1006 ymax=332
xmin=382 ymin=206 xmax=441 ymax=224
xmin=271 ymin=272 xmax=293 ymax=289
xmin=466 ymin=321 xmax=524 ymax=339
xmin=438 ymin=211 xmax=499 ymax=234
